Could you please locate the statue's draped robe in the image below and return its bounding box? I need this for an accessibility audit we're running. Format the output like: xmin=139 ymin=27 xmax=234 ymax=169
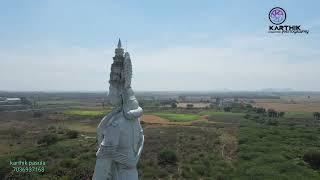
xmin=93 ymin=101 xmax=144 ymax=180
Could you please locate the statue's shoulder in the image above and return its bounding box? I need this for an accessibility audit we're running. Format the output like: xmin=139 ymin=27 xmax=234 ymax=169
xmin=99 ymin=109 xmax=122 ymax=128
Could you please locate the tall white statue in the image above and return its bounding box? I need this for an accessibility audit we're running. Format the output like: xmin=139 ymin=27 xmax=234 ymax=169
xmin=93 ymin=39 xmax=144 ymax=180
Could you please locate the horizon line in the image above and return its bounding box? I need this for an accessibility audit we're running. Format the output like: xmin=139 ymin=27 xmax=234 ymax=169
xmin=1 ymin=90 xmax=320 ymax=93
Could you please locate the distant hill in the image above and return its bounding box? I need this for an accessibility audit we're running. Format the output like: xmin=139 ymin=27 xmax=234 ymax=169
xmin=260 ymin=88 xmax=294 ymax=92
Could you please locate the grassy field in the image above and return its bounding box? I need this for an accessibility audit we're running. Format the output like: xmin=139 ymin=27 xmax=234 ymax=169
xmin=39 ymin=100 xmax=87 ymax=105
xmin=151 ymin=112 xmax=200 ymax=122
xmin=64 ymin=109 xmax=109 ymax=117
xmin=206 ymin=112 xmax=245 ymax=123
xmin=284 ymin=111 xmax=314 ymax=119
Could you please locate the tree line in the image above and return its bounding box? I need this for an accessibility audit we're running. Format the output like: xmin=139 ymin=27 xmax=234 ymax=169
xmin=248 ymin=106 xmax=285 ymax=118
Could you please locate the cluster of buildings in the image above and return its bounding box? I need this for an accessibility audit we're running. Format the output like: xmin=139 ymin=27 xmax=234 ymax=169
xmin=138 ymin=95 xmax=237 ymax=108
xmin=176 ymin=96 xmax=236 ymax=107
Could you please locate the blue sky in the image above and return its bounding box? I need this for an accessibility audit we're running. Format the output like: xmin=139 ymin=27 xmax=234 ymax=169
xmin=0 ymin=0 xmax=319 ymax=91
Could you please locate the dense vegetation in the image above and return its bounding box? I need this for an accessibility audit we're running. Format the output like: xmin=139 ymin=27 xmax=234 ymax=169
xmin=235 ymin=118 xmax=320 ymax=179
xmin=0 ymin=127 xmax=95 ymax=179
xmin=1 ymin=101 xmax=320 ymax=179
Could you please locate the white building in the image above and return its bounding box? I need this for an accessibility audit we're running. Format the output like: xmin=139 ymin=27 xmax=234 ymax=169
xmin=0 ymin=97 xmax=22 ymax=105
xmin=218 ymin=98 xmax=235 ymax=107
xmin=6 ymin=98 xmax=21 ymax=104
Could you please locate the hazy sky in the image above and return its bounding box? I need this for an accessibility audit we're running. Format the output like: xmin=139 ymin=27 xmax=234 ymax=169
xmin=0 ymin=0 xmax=319 ymax=91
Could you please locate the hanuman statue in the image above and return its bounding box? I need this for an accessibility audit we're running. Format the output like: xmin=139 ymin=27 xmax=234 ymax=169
xmin=93 ymin=39 xmax=144 ymax=180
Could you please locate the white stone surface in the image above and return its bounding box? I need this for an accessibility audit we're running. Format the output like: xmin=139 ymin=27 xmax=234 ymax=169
xmin=93 ymin=39 xmax=144 ymax=180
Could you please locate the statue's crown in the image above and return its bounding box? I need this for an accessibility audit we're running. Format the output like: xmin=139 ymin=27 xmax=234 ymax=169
xmin=115 ymin=38 xmax=124 ymax=57
xmin=109 ymin=39 xmax=132 ymax=89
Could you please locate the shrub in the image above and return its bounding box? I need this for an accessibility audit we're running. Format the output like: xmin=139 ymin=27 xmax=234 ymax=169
xmin=256 ymin=107 xmax=266 ymax=114
xmin=186 ymin=104 xmax=194 ymax=109
xmin=66 ymin=130 xmax=79 ymax=139
xmin=37 ymin=134 xmax=58 ymax=145
xmin=57 ymin=129 xmax=65 ymax=134
xmin=158 ymin=149 xmax=177 ymax=165
xmin=33 ymin=111 xmax=43 ymax=118
xmin=244 ymin=114 xmax=250 ymax=119
xmin=60 ymin=159 xmax=77 ymax=168
xmin=224 ymin=107 xmax=231 ymax=112
xmin=246 ymin=104 xmax=253 ymax=109
xmin=303 ymin=150 xmax=320 ymax=169
xmin=267 ymin=119 xmax=279 ymax=126
xmin=193 ymin=164 xmax=206 ymax=176
xmin=171 ymin=102 xmax=177 ymax=108
xmin=48 ymin=126 xmax=56 ymax=132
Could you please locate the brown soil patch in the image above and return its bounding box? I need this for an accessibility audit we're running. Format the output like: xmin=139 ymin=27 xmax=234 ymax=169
xmin=141 ymin=114 xmax=170 ymax=124
xmin=253 ymin=99 xmax=320 ymax=112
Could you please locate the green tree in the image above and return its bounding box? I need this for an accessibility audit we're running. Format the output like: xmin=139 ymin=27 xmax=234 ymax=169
xmin=303 ymin=150 xmax=320 ymax=169
xmin=279 ymin=112 xmax=285 ymax=117
xmin=37 ymin=134 xmax=58 ymax=145
xmin=66 ymin=130 xmax=79 ymax=139
xmin=313 ymin=112 xmax=320 ymax=120
xmin=158 ymin=149 xmax=177 ymax=165
xmin=224 ymin=107 xmax=231 ymax=112
xmin=171 ymin=102 xmax=177 ymax=108
xmin=186 ymin=104 xmax=194 ymax=109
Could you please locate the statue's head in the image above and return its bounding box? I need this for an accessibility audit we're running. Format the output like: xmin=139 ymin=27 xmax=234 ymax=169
xmin=107 ymin=51 xmax=133 ymax=106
